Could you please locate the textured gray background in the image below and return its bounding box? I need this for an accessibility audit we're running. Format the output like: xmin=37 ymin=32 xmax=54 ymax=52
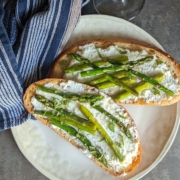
xmin=1 ymin=0 xmax=180 ymax=179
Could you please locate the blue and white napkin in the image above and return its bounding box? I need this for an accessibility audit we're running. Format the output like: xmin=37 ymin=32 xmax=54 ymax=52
xmin=0 ymin=0 xmax=87 ymax=130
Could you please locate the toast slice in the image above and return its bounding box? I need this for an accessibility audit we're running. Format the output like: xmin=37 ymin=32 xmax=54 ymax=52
xmin=23 ymin=78 xmax=141 ymax=177
xmin=49 ymin=39 xmax=180 ymax=106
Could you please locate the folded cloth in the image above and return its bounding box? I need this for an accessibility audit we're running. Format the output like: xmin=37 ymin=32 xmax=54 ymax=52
xmin=0 ymin=0 xmax=83 ymax=130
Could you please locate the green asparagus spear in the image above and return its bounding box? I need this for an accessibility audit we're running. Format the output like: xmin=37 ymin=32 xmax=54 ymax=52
xmin=65 ymin=54 xmax=129 ymax=73
xmin=107 ymin=56 xmax=153 ymax=66
xmin=114 ymin=73 xmax=164 ymax=100
xmin=129 ymin=69 xmax=174 ymax=96
xmin=91 ymin=104 xmax=132 ymax=139
xmin=96 ymin=76 xmax=136 ymax=90
xmin=65 ymin=60 xmax=110 ymax=73
xmin=50 ymin=118 xmax=78 ymax=135
xmin=35 ymin=94 xmax=93 ymax=124
xmin=79 ymin=105 xmax=125 ymax=162
xmin=81 ymin=65 xmax=124 ymax=77
xmin=37 ymin=86 xmax=103 ymax=103
xmin=105 ymin=74 xmax=138 ymax=96
xmin=34 ymin=110 xmax=96 ymax=134
xmin=88 ymin=70 xmax=129 ymax=85
xmin=68 ymin=53 xmax=99 ymax=69
xmin=80 ymin=56 xmax=153 ymax=77
xmin=50 ymin=118 xmax=108 ymax=167
xmin=107 ymin=56 xmax=128 ymax=64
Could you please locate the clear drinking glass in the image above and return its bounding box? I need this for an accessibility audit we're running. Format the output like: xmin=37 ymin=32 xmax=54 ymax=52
xmin=93 ymin=0 xmax=145 ymax=21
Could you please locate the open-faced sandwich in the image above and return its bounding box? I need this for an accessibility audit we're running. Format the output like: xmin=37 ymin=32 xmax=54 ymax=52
xmin=23 ymin=78 xmax=141 ymax=177
xmin=49 ymin=39 xmax=180 ymax=106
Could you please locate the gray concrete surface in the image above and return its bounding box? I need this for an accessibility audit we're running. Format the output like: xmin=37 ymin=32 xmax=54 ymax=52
xmin=1 ymin=0 xmax=180 ymax=179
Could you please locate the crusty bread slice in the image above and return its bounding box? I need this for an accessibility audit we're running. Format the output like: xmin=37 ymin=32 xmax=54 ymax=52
xmin=48 ymin=39 xmax=180 ymax=106
xmin=23 ymin=78 xmax=141 ymax=177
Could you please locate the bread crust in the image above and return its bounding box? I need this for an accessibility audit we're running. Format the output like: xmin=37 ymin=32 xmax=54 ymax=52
xmin=23 ymin=78 xmax=141 ymax=177
xmin=48 ymin=39 xmax=180 ymax=106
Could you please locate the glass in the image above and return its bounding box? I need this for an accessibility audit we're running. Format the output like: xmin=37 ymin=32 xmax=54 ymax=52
xmin=93 ymin=0 xmax=145 ymax=21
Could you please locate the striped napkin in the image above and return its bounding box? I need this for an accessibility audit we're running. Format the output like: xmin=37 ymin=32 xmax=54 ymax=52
xmin=0 ymin=0 xmax=88 ymax=130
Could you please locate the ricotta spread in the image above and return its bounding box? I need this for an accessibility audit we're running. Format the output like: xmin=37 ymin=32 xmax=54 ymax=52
xmin=64 ymin=43 xmax=180 ymax=103
xmin=31 ymin=80 xmax=140 ymax=173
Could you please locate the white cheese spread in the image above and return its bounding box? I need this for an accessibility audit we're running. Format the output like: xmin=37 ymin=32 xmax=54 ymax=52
xmin=64 ymin=43 xmax=180 ymax=104
xmin=31 ymin=80 xmax=139 ymax=173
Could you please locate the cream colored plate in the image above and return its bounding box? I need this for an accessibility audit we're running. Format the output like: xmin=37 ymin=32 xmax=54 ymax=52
xmin=11 ymin=15 xmax=180 ymax=180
